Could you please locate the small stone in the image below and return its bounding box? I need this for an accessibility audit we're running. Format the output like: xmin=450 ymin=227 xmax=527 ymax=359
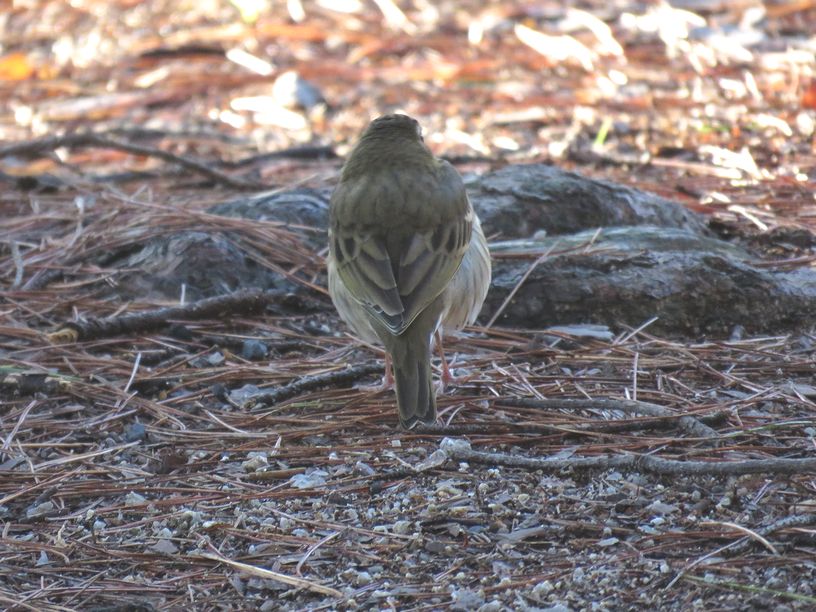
xmin=425 ymin=540 xmax=447 ymax=554
xmin=123 ymin=422 xmax=146 ymax=442
xmin=440 ymin=437 xmax=472 ymax=454
xmin=541 ymin=605 xmax=571 ymax=612
xmin=150 ymin=539 xmax=179 ymax=555
xmin=717 ymin=496 xmax=732 ymax=508
xmin=355 ymin=461 xmax=375 ymax=476
xmin=597 ymin=537 xmax=619 ymax=547
xmin=206 ymin=351 xmax=224 ymax=366
xmin=647 ymin=501 xmax=678 ymax=515
xmin=241 ymin=339 xmax=268 ymax=360
xmin=416 ymin=449 xmax=448 ymax=471
xmin=451 ymin=588 xmax=484 ymax=611
xmin=26 ymin=501 xmax=54 ymax=518
xmin=228 ymin=384 xmax=261 ymax=405
xmin=532 ymin=580 xmax=554 ymax=596
xmin=125 ymin=491 xmax=147 ymax=505
xmin=385 ymin=520 xmax=409 ymax=536
xmin=229 ymin=575 xmax=245 ymax=596
xmin=289 ymin=469 xmax=328 ymax=489
xmin=241 ymin=453 xmax=269 ymax=472
xmin=279 ymin=517 xmax=294 ymax=531
xmin=272 ymin=70 xmax=326 ymax=110
xmin=211 ymin=383 xmax=228 ymax=401
xmin=796 ymin=112 xmax=815 ymax=137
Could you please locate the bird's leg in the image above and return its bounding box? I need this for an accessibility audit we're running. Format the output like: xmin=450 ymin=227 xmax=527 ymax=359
xmin=382 ymin=352 xmax=394 ymax=388
xmin=435 ymin=330 xmax=455 ymax=390
xmin=356 ymin=352 xmax=394 ymax=392
xmin=435 ymin=331 xmax=479 ymax=392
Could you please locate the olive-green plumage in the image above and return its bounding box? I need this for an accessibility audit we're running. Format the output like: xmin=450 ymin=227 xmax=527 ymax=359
xmin=328 ymin=114 xmax=491 ymax=428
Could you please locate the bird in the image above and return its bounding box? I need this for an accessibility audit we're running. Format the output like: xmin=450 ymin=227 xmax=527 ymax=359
xmin=327 ymin=114 xmax=491 ymax=428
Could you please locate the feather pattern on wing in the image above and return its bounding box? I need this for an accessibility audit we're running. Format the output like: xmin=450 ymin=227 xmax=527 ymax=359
xmin=330 ymin=160 xmax=472 ymax=336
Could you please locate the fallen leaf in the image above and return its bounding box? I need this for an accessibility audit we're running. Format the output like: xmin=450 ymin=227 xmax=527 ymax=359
xmin=0 ymin=52 xmax=35 ymax=81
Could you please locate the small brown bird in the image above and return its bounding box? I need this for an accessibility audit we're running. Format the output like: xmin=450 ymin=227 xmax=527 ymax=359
xmin=327 ymin=114 xmax=491 ymax=428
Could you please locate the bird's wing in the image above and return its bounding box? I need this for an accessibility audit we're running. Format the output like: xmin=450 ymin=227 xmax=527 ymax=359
xmin=330 ymin=227 xmax=405 ymax=330
xmin=391 ymin=206 xmax=471 ymax=333
xmin=331 ymin=164 xmax=472 ymax=335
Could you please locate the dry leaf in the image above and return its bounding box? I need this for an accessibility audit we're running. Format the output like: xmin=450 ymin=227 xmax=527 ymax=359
xmin=0 ymin=52 xmax=35 ymax=81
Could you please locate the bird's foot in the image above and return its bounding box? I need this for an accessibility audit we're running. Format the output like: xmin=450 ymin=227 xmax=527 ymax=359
xmin=355 ymin=355 xmax=394 ymax=392
xmin=435 ymin=361 xmax=477 ymax=393
xmin=356 ymin=374 xmax=393 ymax=393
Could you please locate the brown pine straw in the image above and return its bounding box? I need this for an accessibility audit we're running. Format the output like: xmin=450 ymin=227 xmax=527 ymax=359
xmin=2 ymin=182 xmax=816 ymax=609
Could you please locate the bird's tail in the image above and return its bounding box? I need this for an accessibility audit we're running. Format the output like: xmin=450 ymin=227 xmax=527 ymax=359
xmin=390 ymin=330 xmax=436 ymax=429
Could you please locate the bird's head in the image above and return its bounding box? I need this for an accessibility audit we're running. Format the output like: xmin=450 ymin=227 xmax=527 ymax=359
xmin=341 ymin=114 xmax=432 ymax=180
xmin=363 ymin=114 xmax=423 ymax=142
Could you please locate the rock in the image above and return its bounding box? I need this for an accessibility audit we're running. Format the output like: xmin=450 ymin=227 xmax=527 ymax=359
xmin=209 ymin=188 xmax=330 ymax=247
xmin=272 ymin=70 xmax=327 ymax=111
xmin=106 ymin=231 xmax=275 ymax=300
xmin=484 ymin=225 xmax=816 ymax=335
xmin=88 ymin=163 xmax=816 ymax=336
xmin=468 ymin=163 xmax=708 ymax=238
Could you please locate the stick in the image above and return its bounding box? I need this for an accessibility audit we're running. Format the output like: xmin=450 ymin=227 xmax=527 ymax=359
xmin=247 ymin=362 xmax=383 ymax=409
xmin=200 ymin=551 xmax=343 ymax=598
xmin=502 ymin=397 xmax=719 ymax=438
xmin=47 ymin=289 xmax=273 ymax=343
xmin=439 ymin=438 xmax=816 ymax=476
xmin=0 ymin=133 xmax=268 ymax=190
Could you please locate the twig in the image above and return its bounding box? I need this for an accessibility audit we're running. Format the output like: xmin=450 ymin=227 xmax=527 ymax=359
xmin=0 ymin=367 xmax=78 ymax=396
xmin=438 ymin=438 xmax=816 ymax=476
xmin=702 ymin=521 xmax=778 ymax=554
xmin=200 ymin=550 xmax=343 ymax=598
xmin=32 ymin=441 xmax=141 ymax=471
xmin=501 ymin=397 xmax=719 ymax=438
xmin=486 ymin=242 xmax=558 ymax=329
xmin=47 ymin=289 xmax=274 ymax=343
xmin=123 ymin=352 xmax=142 ymax=394
xmin=248 ymin=363 xmax=383 ymax=409
xmin=10 ymin=241 xmax=24 ymax=287
xmin=0 ymin=133 xmax=268 ymax=190
xmin=1 ymin=400 xmax=37 ymax=451
xmin=295 ymin=531 xmax=342 ymax=576
xmin=406 ymin=410 xmax=727 ymax=437
xmin=723 ymin=513 xmax=816 ymax=556
xmin=224 ymin=145 xmax=338 ymax=167
xmin=680 ymin=575 xmax=816 ymax=604
xmin=664 ymin=538 xmax=740 ymax=590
